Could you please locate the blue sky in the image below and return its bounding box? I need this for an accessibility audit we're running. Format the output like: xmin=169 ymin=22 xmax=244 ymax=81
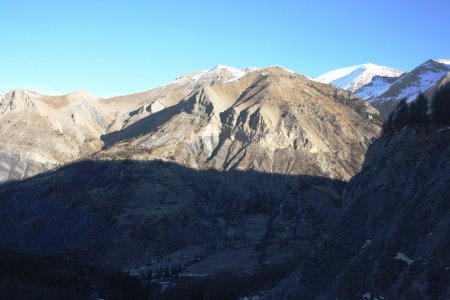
xmin=1 ymin=0 xmax=449 ymax=97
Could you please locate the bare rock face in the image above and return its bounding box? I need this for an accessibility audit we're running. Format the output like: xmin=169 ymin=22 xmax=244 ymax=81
xmin=99 ymin=67 xmax=381 ymax=180
xmin=269 ymin=126 xmax=450 ymax=299
xmin=0 ymin=66 xmax=381 ymax=183
xmin=0 ymin=89 xmax=114 ymax=181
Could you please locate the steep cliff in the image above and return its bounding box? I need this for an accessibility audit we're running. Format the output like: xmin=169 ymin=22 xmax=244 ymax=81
xmin=270 ymin=125 xmax=450 ymax=299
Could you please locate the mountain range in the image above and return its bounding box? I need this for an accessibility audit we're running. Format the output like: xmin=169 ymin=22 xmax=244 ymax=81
xmin=314 ymin=63 xmax=404 ymax=99
xmin=0 ymin=65 xmax=381 ymax=182
xmin=315 ymin=58 xmax=450 ymax=117
xmin=0 ymin=65 xmax=380 ymax=272
xmin=0 ymin=60 xmax=449 ymax=299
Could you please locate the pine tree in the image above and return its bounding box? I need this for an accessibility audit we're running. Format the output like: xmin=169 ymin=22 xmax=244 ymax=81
xmin=383 ymin=113 xmax=394 ymax=133
xmin=393 ymin=99 xmax=409 ymax=130
xmin=431 ymin=81 xmax=450 ymax=124
xmin=409 ymin=93 xmax=428 ymax=124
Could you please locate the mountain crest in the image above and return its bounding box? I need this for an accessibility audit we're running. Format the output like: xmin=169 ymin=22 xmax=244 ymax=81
xmin=431 ymin=58 xmax=450 ymax=66
xmin=66 ymin=89 xmax=99 ymax=100
xmin=174 ymin=65 xmax=246 ymax=85
xmin=0 ymin=89 xmax=41 ymax=112
xmin=314 ymin=63 xmax=404 ymax=94
xmin=368 ymin=58 xmax=450 ymax=117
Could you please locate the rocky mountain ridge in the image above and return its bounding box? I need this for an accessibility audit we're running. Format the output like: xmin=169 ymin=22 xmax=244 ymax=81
xmin=0 ymin=65 xmax=381 ymax=182
xmin=0 ymin=63 xmax=449 ymax=299
xmin=370 ymin=59 xmax=450 ymax=117
xmin=0 ymin=64 xmax=382 ymax=278
xmin=315 ymin=59 xmax=450 ymax=118
xmin=98 ymin=66 xmax=381 ymax=180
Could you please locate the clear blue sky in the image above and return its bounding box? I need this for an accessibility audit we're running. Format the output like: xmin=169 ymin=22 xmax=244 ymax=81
xmin=1 ymin=0 xmax=449 ymax=97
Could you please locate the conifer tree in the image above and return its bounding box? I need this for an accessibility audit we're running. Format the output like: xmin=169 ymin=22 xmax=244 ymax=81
xmin=383 ymin=113 xmax=394 ymax=133
xmin=409 ymin=93 xmax=428 ymax=124
xmin=431 ymin=81 xmax=450 ymax=124
xmin=393 ymin=99 xmax=409 ymax=130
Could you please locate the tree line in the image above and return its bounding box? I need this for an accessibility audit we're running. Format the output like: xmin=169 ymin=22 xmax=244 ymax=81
xmin=383 ymin=81 xmax=450 ymax=133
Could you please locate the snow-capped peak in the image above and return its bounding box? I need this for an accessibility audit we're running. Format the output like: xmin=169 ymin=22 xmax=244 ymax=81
xmin=314 ymin=63 xmax=404 ymax=93
xmin=210 ymin=64 xmax=242 ymax=72
xmin=204 ymin=65 xmax=245 ymax=79
xmin=433 ymin=58 xmax=450 ymax=66
xmin=371 ymin=58 xmax=450 ymax=104
xmin=177 ymin=65 xmax=247 ymax=84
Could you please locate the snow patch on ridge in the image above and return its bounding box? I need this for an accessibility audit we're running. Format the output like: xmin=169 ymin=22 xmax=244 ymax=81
xmin=208 ymin=65 xmax=246 ymax=82
xmin=433 ymin=58 xmax=450 ymax=66
xmin=374 ymin=67 xmax=450 ymax=103
xmin=394 ymin=252 xmax=414 ymax=265
xmin=356 ymin=77 xmax=393 ymax=99
xmin=178 ymin=65 xmax=247 ymax=84
xmin=369 ymin=58 xmax=450 ymax=105
xmin=192 ymin=70 xmax=209 ymax=80
xmin=401 ymin=71 xmax=448 ymax=102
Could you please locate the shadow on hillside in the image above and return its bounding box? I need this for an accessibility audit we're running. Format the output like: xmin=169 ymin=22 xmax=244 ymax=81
xmin=101 ymin=94 xmax=196 ymax=148
xmin=0 ymin=159 xmax=346 ymax=206
xmin=0 ymin=159 xmax=346 ymax=267
xmin=0 ymin=159 xmax=350 ymax=298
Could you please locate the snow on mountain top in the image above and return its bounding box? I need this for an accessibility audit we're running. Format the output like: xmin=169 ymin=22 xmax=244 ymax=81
xmin=207 ymin=65 xmax=245 ymax=78
xmin=433 ymin=58 xmax=450 ymax=66
xmin=211 ymin=64 xmax=244 ymax=73
xmin=370 ymin=59 xmax=450 ymax=105
xmin=378 ymin=67 xmax=449 ymax=103
xmin=314 ymin=63 xmax=404 ymax=93
xmin=179 ymin=65 xmax=247 ymax=83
